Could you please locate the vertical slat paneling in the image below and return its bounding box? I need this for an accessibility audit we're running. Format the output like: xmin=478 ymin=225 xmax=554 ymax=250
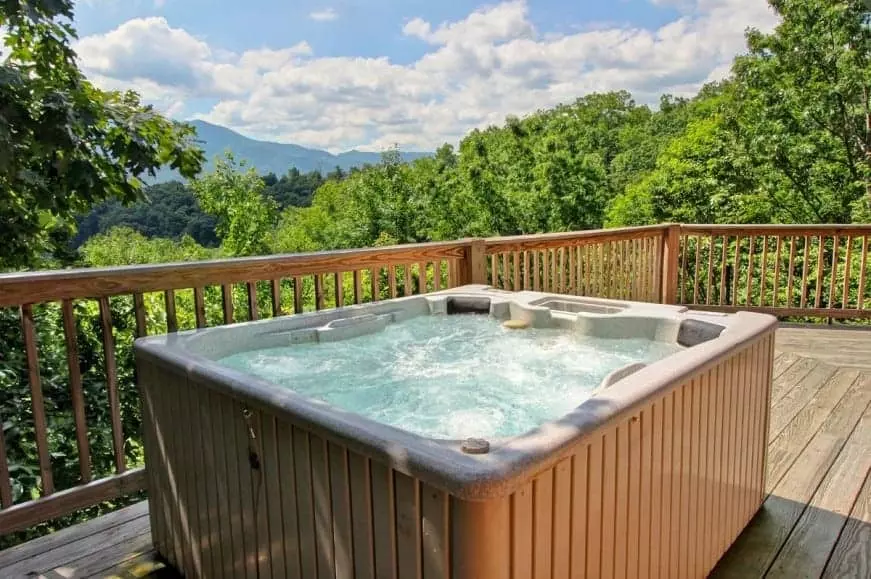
xmin=395 ymin=472 xmax=422 ymax=579
xmin=293 ymin=428 xmax=317 ymax=578
xmin=533 ymin=251 xmax=541 ymax=291
xmin=759 ymin=237 xmax=768 ymax=306
xmin=552 ymin=459 xmax=572 ymax=579
xmin=98 ymin=297 xmax=125 ymax=474
xmin=719 ymin=237 xmax=729 ymax=305
xmin=207 ymin=389 xmax=233 ymax=577
xmin=512 ymin=481 xmax=533 ymax=579
xmin=310 ymin=434 xmax=335 ymax=579
xmin=234 ymin=403 xmax=258 ymax=579
xmin=533 ymin=469 xmax=553 ymax=579
xmin=815 ymin=235 xmax=826 ymax=308
xmin=586 ymin=435 xmax=604 ymax=578
xmin=745 ymin=236 xmax=755 ymax=306
xmin=421 ymin=484 xmax=449 ymax=579
xmin=277 ymin=422 xmax=302 ymax=579
xmin=348 ymin=454 xmax=375 ymax=579
xmin=627 ymin=413 xmax=642 ymax=579
xmin=138 ymin=365 xmax=165 ymax=561
xmin=843 ymin=236 xmax=853 ymax=308
xmin=569 ymin=446 xmax=588 ymax=578
xmin=195 ymin=382 xmax=223 ymax=577
xmin=61 ymin=299 xmax=91 ymax=483
xmin=20 ymin=304 xmax=54 ymax=495
xmin=259 ymin=414 xmax=286 ymax=579
xmin=329 ymin=443 xmax=354 ymax=579
xmin=614 ymin=421 xmax=630 ymax=579
xmin=179 ymin=375 xmax=205 ymax=578
xmin=800 ymin=237 xmax=811 ymax=309
xmin=786 ymin=237 xmax=797 ymax=307
xmin=371 ymin=461 xmax=397 ymax=579
xmin=668 ymin=387 xmax=683 ymax=579
xmin=829 ymin=235 xmax=840 ymax=308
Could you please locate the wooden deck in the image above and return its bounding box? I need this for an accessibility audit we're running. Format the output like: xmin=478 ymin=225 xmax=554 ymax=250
xmin=0 ymin=325 xmax=869 ymax=579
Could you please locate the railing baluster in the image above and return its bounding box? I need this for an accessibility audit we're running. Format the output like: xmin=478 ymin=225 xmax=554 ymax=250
xmin=732 ymin=236 xmax=742 ymax=306
xmin=514 ymin=251 xmax=521 ymax=292
xmin=293 ymin=276 xmax=304 ymax=312
xmin=315 ymin=274 xmax=325 ymax=310
xmin=417 ymin=262 xmax=427 ymax=294
xmin=222 ymin=283 xmax=234 ymax=323
xmin=543 ymin=249 xmax=551 ymax=292
xmin=246 ymin=282 xmax=258 ymax=321
xmin=0 ymin=412 xmax=12 ymax=507
xmin=402 ymin=266 xmax=412 ymax=297
xmin=859 ymin=236 xmax=868 ymax=310
xmin=843 ymin=237 xmax=853 ymax=309
xmin=800 ymin=237 xmax=810 ymax=310
xmin=501 ymin=252 xmax=511 ymax=290
xmin=815 ymin=236 xmax=825 ymax=308
xmin=490 ymin=254 xmax=498 ymax=288
xmin=759 ymin=237 xmax=767 ymax=307
xmin=680 ymin=236 xmax=688 ymax=304
xmin=371 ymin=267 xmax=381 ymax=301
xmin=61 ymin=299 xmax=91 ymax=484
xmin=270 ymin=279 xmax=282 ymax=317
xmin=21 ymin=304 xmax=54 ymax=495
xmin=719 ymin=236 xmax=729 ymax=306
xmin=387 ymin=266 xmax=397 ymax=299
xmin=337 ymin=272 xmax=346 ymax=306
xmin=829 ymin=235 xmax=840 ymax=309
xmin=693 ymin=236 xmax=702 ymax=304
xmin=433 ymin=262 xmax=442 ymax=292
xmin=558 ymin=248 xmax=566 ymax=294
xmin=786 ymin=237 xmax=796 ymax=308
xmin=354 ymin=270 xmax=363 ymax=303
xmin=772 ymin=237 xmax=782 ymax=307
xmin=133 ymin=292 xmax=148 ymax=338
xmin=533 ymin=251 xmax=541 ymax=291
xmin=523 ymin=251 xmax=531 ymax=291
xmin=745 ymin=236 xmax=756 ymax=306
xmin=98 ymin=297 xmax=125 ymax=474
xmin=194 ymin=287 xmax=207 ymax=328
xmin=707 ymin=237 xmax=715 ymax=306
xmin=164 ymin=290 xmax=177 ymax=332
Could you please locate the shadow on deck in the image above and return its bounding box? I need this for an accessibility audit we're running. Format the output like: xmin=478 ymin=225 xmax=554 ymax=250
xmin=1 ymin=326 xmax=870 ymax=578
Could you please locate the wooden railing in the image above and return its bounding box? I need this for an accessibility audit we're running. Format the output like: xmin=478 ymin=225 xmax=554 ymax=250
xmin=677 ymin=225 xmax=871 ymax=319
xmin=484 ymin=224 xmax=674 ymax=303
xmin=0 ymin=222 xmax=867 ymax=537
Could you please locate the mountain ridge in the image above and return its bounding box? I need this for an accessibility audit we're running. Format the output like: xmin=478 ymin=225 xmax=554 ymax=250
xmin=153 ymin=120 xmax=430 ymax=181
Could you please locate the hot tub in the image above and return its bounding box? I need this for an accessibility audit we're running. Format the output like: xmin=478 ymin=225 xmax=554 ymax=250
xmin=135 ymin=285 xmax=777 ymax=579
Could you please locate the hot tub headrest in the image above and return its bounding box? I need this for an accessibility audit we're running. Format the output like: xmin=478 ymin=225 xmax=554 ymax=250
xmin=446 ymin=296 xmax=492 ymax=315
xmin=678 ymin=319 xmax=726 ymax=347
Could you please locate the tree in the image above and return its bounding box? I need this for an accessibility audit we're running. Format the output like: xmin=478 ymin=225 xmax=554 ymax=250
xmin=733 ymin=0 xmax=871 ymax=222
xmin=191 ymin=153 xmax=278 ymax=256
xmin=0 ymin=0 xmax=204 ymax=269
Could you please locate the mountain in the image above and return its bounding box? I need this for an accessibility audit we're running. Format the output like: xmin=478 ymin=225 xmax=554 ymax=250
xmin=150 ymin=120 xmax=430 ymax=182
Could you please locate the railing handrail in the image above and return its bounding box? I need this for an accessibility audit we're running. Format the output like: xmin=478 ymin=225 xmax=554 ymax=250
xmin=679 ymin=223 xmax=871 ymax=236
xmin=483 ymin=224 xmax=671 ymax=252
xmin=0 ymin=238 xmax=476 ymax=307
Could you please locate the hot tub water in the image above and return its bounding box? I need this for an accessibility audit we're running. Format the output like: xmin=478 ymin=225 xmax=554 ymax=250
xmin=218 ymin=314 xmax=681 ymax=439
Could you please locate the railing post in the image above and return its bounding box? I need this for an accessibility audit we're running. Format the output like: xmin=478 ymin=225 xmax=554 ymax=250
xmin=460 ymin=239 xmax=488 ymax=286
xmin=661 ymin=224 xmax=681 ymax=304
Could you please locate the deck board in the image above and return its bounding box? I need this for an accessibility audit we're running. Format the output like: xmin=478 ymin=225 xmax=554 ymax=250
xmin=1 ymin=326 xmax=870 ymax=579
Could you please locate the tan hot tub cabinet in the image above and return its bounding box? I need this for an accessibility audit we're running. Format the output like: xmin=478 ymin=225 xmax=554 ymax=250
xmin=135 ymin=286 xmax=777 ymax=578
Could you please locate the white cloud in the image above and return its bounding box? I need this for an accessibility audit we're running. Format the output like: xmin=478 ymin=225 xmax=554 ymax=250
xmin=309 ymin=8 xmax=338 ymax=22
xmin=75 ymin=0 xmax=778 ymax=152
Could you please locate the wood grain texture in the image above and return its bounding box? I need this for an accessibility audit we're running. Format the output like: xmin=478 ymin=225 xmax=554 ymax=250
xmin=98 ymin=297 xmax=125 ymax=474
xmin=19 ymin=304 xmax=54 ymax=496
xmin=61 ymin=299 xmax=91 ymax=484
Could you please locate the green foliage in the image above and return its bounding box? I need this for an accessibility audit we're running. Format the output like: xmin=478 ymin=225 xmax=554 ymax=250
xmin=191 ymin=153 xmax=278 ymax=256
xmin=0 ymin=0 xmax=204 ymax=269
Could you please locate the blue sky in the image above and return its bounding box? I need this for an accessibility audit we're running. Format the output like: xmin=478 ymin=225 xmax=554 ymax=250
xmin=72 ymin=0 xmax=777 ymax=151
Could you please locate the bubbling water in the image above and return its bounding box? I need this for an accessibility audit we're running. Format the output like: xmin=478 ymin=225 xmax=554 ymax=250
xmin=218 ymin=315 xmax=682 ymax=439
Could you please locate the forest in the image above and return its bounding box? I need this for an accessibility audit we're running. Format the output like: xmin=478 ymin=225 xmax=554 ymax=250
xmin=2 ymin=0 xmax=871 ymax=546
